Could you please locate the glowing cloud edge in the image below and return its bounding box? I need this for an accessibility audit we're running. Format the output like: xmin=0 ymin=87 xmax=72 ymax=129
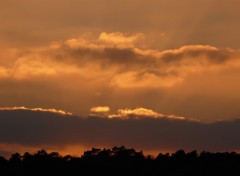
xmin=0 ymin=106 xmax=72 ymax=116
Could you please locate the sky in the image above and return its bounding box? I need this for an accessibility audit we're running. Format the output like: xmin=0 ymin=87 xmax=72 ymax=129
xmin=1 ymin=0 xmax=240 ymax=157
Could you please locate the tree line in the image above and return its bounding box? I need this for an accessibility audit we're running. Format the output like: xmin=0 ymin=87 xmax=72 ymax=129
xmin=0 ymin=146 xmax=240 ymax=175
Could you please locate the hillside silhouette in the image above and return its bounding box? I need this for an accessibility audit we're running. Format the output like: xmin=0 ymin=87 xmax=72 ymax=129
xmin=0 ymin=146 xmax=240 ymax=175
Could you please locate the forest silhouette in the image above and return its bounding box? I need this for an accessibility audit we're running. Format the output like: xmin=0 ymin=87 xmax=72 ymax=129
xmin=0 ymin=146 xmax=240 ymax=175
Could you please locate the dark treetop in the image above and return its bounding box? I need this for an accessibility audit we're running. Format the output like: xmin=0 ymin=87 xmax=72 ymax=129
xmin=1 ymin=146 xmax=240 ymax=176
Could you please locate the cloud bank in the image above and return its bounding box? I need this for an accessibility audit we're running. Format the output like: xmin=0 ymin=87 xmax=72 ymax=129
xmin=0 ymin=108 xmax=240 ymax=157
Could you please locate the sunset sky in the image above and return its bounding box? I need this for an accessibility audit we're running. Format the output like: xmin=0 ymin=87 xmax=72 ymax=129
xmin=1 ymin=0 xmax=240 ymax=157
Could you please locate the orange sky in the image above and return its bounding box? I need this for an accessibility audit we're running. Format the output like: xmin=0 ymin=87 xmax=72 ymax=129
xmin=1 ymin=0 xmax=240 ymax=156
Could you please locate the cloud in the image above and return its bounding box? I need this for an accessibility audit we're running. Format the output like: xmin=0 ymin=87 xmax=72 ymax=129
xmin=0 ymin=67 xmax=8 ymax=78
xmin=0 ymin=106 xmax=72 ymax=115
xmin=89 ymin=106 xmax=186 ymax=120
xmin=116 ymin=107 xmax=163 ymax=118
xmin=108 ymin=107 xmax=185 ymax=120
xmin=0 ymin=33 xmax=238 ymax=88
xmin=90 ymin=106 xmax=110 ymax=113
xmin=98 ymin=32 xmax=145 ymax=48
xmin=0 ymin=108 xmax=240 ymax=157
xmin=1 ymin=33 xmax=240 ymax=121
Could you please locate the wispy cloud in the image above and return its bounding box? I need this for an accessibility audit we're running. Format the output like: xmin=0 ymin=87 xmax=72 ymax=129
xmin=0 ymin=106 xmax=72 ymax=115
xmin=107 ymin=107 xmax=185 ymax=120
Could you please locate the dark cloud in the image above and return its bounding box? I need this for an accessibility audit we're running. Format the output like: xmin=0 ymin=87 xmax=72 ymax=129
xmin=0 ymin=109 xmax=240 ymax=153
xmin=160 ymin=46 xmax=233 ymax=64
xmin=61 ymin=38 xmax=235 ymax=70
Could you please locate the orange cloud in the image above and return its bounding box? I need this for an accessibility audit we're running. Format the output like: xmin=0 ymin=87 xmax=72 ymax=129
xmin=0 ymin=106 xmax=72 ymax=116
xmin=0 ymin=67 xmax=8 ymax=78
xmin=1 ymin=33 xmax=240 ymax=121
xmin=89 ymin=106 xmax=186 ymax=120
xmin=117 ymin=108 xmax=163 ymax=118
xmin=90 ymin=106 xmax=110 ymax=113
xmin=107 ymin=107 xmax=185 ymax=120
xmin=2 ymin=33 xmax=239 ymax=89
xmin=98 ymin=32 xmax=145 ymax=48
xmin=0 ymin=33 xmax=238 ymax=89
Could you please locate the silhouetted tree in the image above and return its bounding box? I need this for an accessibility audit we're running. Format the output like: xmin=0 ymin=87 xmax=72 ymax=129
xmin=1 ymin=147 xmax=240 ymax=175
xmin=9 ymin=153 xmax=21 ymax=164
xmin=0 ymin=156 xmax=7 ymax=169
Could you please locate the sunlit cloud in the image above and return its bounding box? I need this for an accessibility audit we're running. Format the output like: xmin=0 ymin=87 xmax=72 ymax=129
xmin=0 ymin=33 xmax=238 ymax=88
xmin=89 ymin=106 xmax=186 ymax=120
xmin=1 ymin=33 xmax=240 ymax=121
xmin=108 ymin=109 xmax=156 ymax=119
xmin=65 ymin=32 xmax=144 ymax=49
xmin=11 ymin=56 xmax=81 ymax=79
xmin=90 ymin=106 xmax=110 ymax=113
xmin=98 ymin=32 xmax=145 ymax=48
xmin=0 ymin=67 xmax=8 ymax=78
xmin=108 ymin=107 xmax=185 ymax=120
xmin=0 ymin=106 xmax=72 ymax=116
